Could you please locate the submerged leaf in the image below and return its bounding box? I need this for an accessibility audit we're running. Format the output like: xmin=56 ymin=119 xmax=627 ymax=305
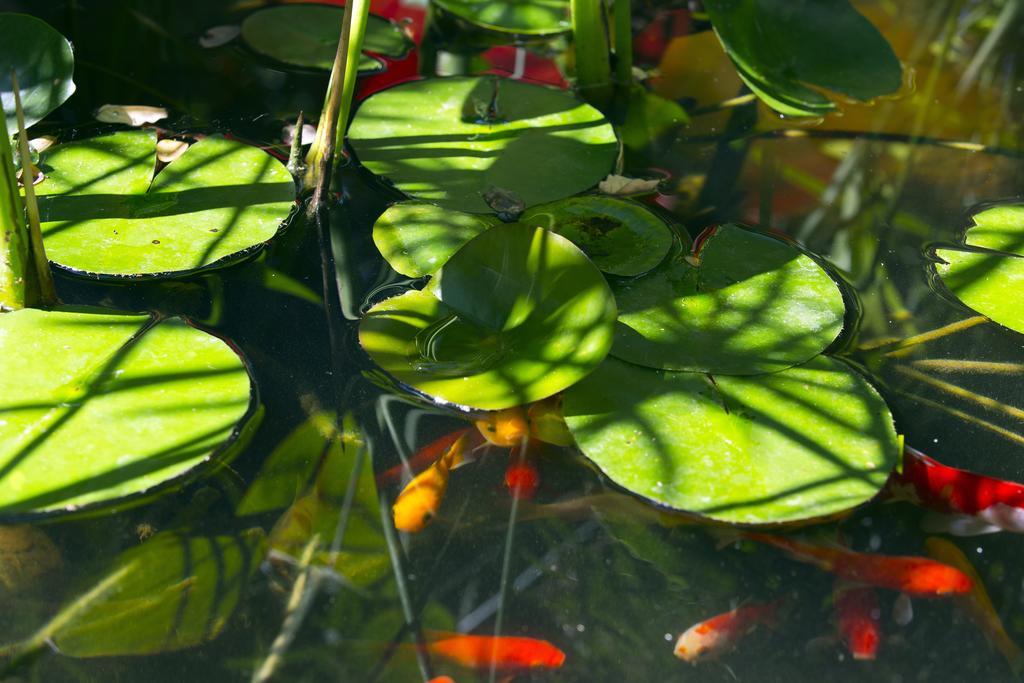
xmin=934 ymin=204 xmax=1024 ymax=334
xmin=563 ymin=356 xmax=899 ymax=524
xmin=612 ymin=224 xmax=845 ymax=374
xmin=349 ymin=76 xmax=619 ymax=213
xmin=360 ymin=223 xmax=617 ymax=409
xmin=34 ymin=130 xmax=295 ymax=278
xmin=0 ymin=308 xmax=257 ymax=517
xmin=39 ymin=529 xmax=265 ymax=656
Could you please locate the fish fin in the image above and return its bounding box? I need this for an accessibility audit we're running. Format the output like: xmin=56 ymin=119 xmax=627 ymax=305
xmin=921 ymin=511 xmax=1003 ymax=536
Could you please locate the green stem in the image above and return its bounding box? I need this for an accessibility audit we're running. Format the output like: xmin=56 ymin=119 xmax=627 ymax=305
xmin=303 ymin=0 xmax=372 ymax=200
xmin=612 ymin=0 xmax=632 ymax=86
xmin=571 ymin=0 xmax=612 ymax=107
xmin=0 ymin=117 xmax=28 ymax=311
xmin=11 ymin=73 xmax=56 ymax=307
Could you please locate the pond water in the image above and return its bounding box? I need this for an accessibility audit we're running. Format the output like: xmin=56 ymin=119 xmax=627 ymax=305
xmin=1 ymin=0 xmax=1023 ymax=681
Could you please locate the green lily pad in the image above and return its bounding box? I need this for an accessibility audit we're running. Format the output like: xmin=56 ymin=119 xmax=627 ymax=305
xmin=520 ymin=196 xmax=674 ymax=276
xmin=348 ymin=76 xmax=619 ymax=213
xmin=34 ymin=130 xmax=295 ymax=278
xmin=612 ymin=224 xmax=845 ymax=375
xmin=240 ymin=4 xmax=413 ymax=73
xmin=563 ymin=355 xmax=899 ymax=525
xmin=0 ymin=13 xmax=75 ymax=131
xmin=703 ymin=0 xmax=902 ymax=117
xmin=373 ymin=201 xmax=496 ymax=277
xmin=30 ymin=529 xmax=265 ymax=657
xmin=359 ymin=223 xmax=617 ymax=409
xmin=0 ymin=308 xmax=256 ymax=517
xmin=934 ymin=204 xmax=1024 ymax=333
xmin=433 ymin=0 xmax=571 ymax=36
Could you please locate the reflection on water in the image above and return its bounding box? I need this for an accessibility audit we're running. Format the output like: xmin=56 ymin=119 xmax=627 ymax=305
xmin=2 ymin=0 xmax=1024 ymax=681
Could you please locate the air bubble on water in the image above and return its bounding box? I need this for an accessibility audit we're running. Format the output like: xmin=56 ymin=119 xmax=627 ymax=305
xmin=868 ymin=533 xmax=882 ymax=550
xmin=664 ymin=633 xmax=673 ymax=641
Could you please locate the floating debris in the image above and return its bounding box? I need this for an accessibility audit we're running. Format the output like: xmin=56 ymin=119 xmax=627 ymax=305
xmin=95 ymin=104 xmax=168 ymax=126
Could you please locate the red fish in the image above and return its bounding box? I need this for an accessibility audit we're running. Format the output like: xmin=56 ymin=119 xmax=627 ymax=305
xmin=834 ymin=583 xmax=881 ymax=660
xmin=505 ymin=441 xmax=541 ymax=500
xmin=425 ymin=634 xmax=566 ymax=671
xmin=674 ymin=600 xmax=784 ymax=663
xmin=376 ymin=428 xmax=476 ymax=487
xmin=742 ymin=532 xmax=972 ymax=596
xmin=427 ymin=678 xmax=455 ymax=683
xmin=892 ymin=446 xmax=1024 ymax=534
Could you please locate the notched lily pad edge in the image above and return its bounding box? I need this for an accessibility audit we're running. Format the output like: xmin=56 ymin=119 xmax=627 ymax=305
xmin=345 ymin=75 xmax=622 ymax=213
xmin=0 ymin=313 xmax=265 ymax=523
xmin=431 ymin=0 xmax=572 ymax=38
xmin=47 ymin=200 xmax=301 ymax=282
xmin=689 ymin=223 xmax=859 ymax=357
xmin=571 ymin=354 xmax=899 ymax=528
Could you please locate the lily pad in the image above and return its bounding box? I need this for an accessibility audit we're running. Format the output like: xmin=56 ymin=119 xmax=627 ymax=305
xmin=563 ymin=355 xmax=899 ymax=525
xmin=240 ymin=4 xmax=413 ymax=73
xmin=373 ymin=201 xmax=496 ymax=277
xmin=934 ymin=204 xmax=1024 ymax=334
xmin=433 ymin=0 xmax=571 ymax=36
xmin=32 ymin=529 xmax=265 ymax=656
xmin=34 ymin=130 xmax=295 ymax=278
xmin=520 ymin=196 xmax=674 ymax=276
xmin=348 ymin=76 xmax=619 ymax=213
xmin=612 ymin=224 xmax=845 ymax=375
xmin=359 ymin=223 xmax=616 ymax=409
xmin=0 ymin=13 xmax=75 ymax=131
xmin=703 ymin=0 xmax=902 ymax=117
xmin=0 ymin=308 xmax=257 ymax=517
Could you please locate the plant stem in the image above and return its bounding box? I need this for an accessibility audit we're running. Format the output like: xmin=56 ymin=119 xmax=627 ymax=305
xmin=571 ymin=0 xmax=612 ymax=107
xmin=0 ymin=114 xmax=28 ymax=311
xmin=612 ymin=0 xmax=632 ymax=86
xmin=11 ymin=73 xmax=56 ymax=307
xmin=304 ymin=0 xmax=372 ymax=201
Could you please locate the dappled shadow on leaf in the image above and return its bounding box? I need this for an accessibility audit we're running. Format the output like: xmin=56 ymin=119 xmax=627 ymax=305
xmin=0 ymin=309 xmax=255 ymax=518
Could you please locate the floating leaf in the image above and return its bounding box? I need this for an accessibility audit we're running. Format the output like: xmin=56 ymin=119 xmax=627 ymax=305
xmin=0 ymin=13 xmax=75 ymax=131
xmin=34 ymin=130 xmax=295 ymax=278
xmin=934 ymin=204 xmax=1024 ymax=334
xmin=241 ymin=4 xmax=412 ymax=72
xmin=703 ymin=0 xmax=902 ymax=117
xmin=612 ymin=224 xmax=844 ymax=375
xmin=30 ymin=529 xmax=265 ymax=657
xmin=520 ymin=196 xmax=674 ymax=277
xmin=433 ymin=0 xmax=571 ymax=36
xmin=349 ymin=76 xmax=619 ymax=213
xmin=0 ymin=308 xmax=257 ymax=517
xmin=373 ymin=201 xmax=496 ymax=277
xmin=360 ymin=223 xmax=616 ymax=409
xmin=563 ymin=356 xmax=899 ymax=525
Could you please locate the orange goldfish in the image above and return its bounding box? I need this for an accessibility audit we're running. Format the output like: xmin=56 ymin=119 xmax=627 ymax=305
xmin=674 ymin=600 xmax=785 ymax=663
xmin=474 ymin=407 xmax=529 ymax=447
xmin=925 ymin=537 xmax=1024 ymax=674
xmin=427 ymin=677 xmax=455 ymax=683
xmin=743 ymin=532 xmax=972 ymax=596
xmin=425 ymin=633 xmax=566 ymax=671
xmin=392 ymin=432 xmax=474 ymax=533
xmin=834 ymin=582 xmax=881 ymax=660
